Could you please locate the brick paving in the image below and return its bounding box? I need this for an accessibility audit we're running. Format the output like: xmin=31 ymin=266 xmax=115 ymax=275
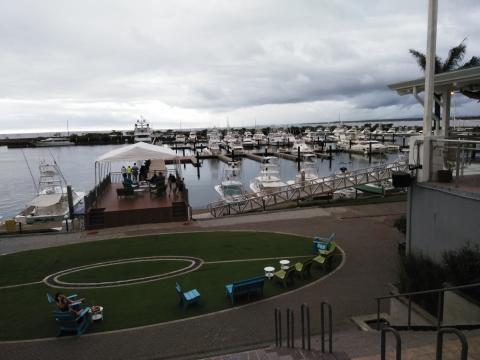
xmin=0 ymin=202 xmax=407 ymax=360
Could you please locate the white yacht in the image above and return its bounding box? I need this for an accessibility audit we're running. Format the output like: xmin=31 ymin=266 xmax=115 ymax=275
xmin=16 ymin=161 xmax=84 ymax=224
xmin=242 ymin=135 xmax=255 ymax=149
xmin=230 ymin=141 xmax=244 ymax=155
xmin=288 ymin=154 xmax=320 ymax=185
xmin=208 ymin=138 xmax=221 ymax=155
xmin=35 ymin=137 xmax=74 ymax=147
xmin=253 ymin=131 xmax=267 ymax=145
xmin=250 ymin=157 xmax=286 ymax=195
xmin=303 ymin=131 xmax=322 ymax=144
xmin=214 ymin=162 xmax=246 ymax=203
xmin=133 ymin=118 xmax=153 ymax=143
xmin=175 ymin=133 xmax=186 ymax=143
xmin=290 ymin=139 xmax=314 ymax=154
xmin=188 ymin=131 xmax=197 ymax=142
xmin=350 ymin=140 xmax=387 ymax=155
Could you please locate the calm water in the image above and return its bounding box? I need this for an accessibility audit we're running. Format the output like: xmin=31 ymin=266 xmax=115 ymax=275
xmin=0 ymin=145 xmax=400 ymax=219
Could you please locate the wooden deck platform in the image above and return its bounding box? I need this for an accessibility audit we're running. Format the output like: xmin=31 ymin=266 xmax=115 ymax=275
xmin=85 ymin=183 xmax=189 ymax=230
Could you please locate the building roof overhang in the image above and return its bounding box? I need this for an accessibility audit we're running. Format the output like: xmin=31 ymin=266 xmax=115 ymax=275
xmin=388 ymin=66 xmax=480 ymax=96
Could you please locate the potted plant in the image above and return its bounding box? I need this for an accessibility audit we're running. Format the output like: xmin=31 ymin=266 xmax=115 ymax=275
xmin=437 ymin=160 xmax=454 ymax=183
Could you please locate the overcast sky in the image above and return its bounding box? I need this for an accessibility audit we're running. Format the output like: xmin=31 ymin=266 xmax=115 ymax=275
xmin=0 ymin=0 xmax=479 ymax=133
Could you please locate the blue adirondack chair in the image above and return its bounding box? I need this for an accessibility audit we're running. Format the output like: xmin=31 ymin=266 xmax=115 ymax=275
xmin=46 ymin=293 xmax=83 ymax=310
xmin=53 ymin=307 xmax=92 ymax=336
xmin=175 ymin=283 xmax=201 ymax=310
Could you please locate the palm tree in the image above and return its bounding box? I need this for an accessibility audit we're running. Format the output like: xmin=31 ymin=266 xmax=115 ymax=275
xmin=409 ymin=39 xmax=480 ymax=126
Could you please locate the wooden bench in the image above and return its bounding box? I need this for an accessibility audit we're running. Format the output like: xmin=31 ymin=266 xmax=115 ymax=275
xmin=175 ymin=283 xmax=201 ymax=310
xmin=225 ymin=276 xmax=265 ymax=304
xmin=53 ymin=307 xmax=92 ymax=336
xmin=116 ymin=187 xmax=135 ymax=198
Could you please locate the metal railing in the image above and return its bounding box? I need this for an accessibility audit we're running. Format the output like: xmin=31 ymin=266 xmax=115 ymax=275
xmin=430 ymin=138 xmax=480 ymax=184
xmin=274 ymin=304 xmax=313 ymax=351
xmin=274 ymin=308 xmax=282 ymax=347
xmin=320 ymin=301 xmax=333 ymax=353
xmin=286 ymin=307 xmax=294 ymax=348
xmin=301 ymin=303 xmax=311 ymax=351
xmin=208 ymin=160 xmax=408 ymax=217
xmin=436 ymin=328 xmax=468 ymax=360
xmin=381 ymin=327 xmax=401 ymax=360
xmin=375 ymin=282 xmax=480 ymax=330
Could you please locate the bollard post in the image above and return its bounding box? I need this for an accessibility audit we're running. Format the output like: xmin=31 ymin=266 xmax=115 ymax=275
xmin=297 ymin=146 xmax=301 ymax=172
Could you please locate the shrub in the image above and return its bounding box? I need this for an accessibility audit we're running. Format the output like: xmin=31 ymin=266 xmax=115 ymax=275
xmin=394 ymin=215 xmax=407 ymax=234
xmin=398 ymin=252 xmax=444 ymax=315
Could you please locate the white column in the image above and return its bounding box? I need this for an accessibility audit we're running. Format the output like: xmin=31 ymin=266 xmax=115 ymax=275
xmin=419 ymin=0 xmax=438 ymax=182
xmin=441 ymin=90 xmax=451 ymax=137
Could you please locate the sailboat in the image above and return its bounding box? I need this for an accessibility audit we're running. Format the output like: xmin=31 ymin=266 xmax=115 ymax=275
xmin=15 ymin=161 xmax=84 ymax=224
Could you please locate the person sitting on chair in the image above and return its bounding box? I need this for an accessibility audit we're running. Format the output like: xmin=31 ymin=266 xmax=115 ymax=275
xmin=150 ymin=171 xmax=159 ymax=184
xmin=55 ymin=293 xmax=82 ymax=315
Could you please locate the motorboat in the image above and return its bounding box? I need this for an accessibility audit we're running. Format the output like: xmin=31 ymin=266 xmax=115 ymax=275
xmin=230 ymin=140 xmax=244 ymax=155
xmin=35 ymin=137 xmax=74 ymax=147
xmin=175 ymin=134 xmax=186 ymax=143
xmin=350 ymin=140 xmax=387 ymax=155
xmin=333 ymin=187 xmax=360 ymax=200
xmin=188 ymin=131 xmax=197 ymax=142
xmin=15 ymin=161 xmax=84 ymax=224
xmin=253 ymin=131 xmax=267 ymax=145
xmin=208 ymin=139 xmax=221 ymax=155
xmin=290 ymin=139 xmax=313 ymax=154
xmin=288 ymin=154 xmax=320 ymax=185
xmin=133 ymin=118 xmax=153 ymax=143
xmin=214 ymin=162 xmax=246 ymax=203
xmin=250 ymin=156 xmax=286 ymax=195
xmin=242 ymin=136 xmax=255 ymax=149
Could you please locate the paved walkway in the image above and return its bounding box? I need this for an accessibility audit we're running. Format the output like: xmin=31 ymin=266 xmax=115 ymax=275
xmin=0 ymin=202 xmax=406 ymax=360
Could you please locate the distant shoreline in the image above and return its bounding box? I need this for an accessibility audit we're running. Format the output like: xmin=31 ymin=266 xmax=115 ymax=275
xmin=1 ymin=116 xmax=479 ymax=140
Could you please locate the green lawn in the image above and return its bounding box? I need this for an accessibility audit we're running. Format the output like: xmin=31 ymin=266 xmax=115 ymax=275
xmin=0 ymin=231 xmax=342 ymax=340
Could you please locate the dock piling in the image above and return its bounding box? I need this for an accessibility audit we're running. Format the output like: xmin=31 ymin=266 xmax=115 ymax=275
xmin=297 ymin=146 xmax=301 ymax=171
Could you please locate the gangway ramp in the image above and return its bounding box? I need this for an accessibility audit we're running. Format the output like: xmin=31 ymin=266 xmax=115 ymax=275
xmin=207 ymin=161 xmax=408 ymax=217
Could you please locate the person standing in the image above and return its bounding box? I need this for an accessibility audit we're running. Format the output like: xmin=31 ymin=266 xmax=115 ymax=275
xmin=127 ymin=165 xmax=132 ymax=180
xmin=121 ymin=165 xmax=127 ymax=181
xmin=132 ymin=163 xmax=139 ymax=182
xmin=168 ymin=173 xmax=176 ymax=196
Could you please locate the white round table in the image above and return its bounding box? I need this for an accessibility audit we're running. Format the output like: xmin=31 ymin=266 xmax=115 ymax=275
xmin=91 ymin=306 xmax=104 ymax=321
xmin=279 ymin=259 xmax=290 ymax=270
xmin=264 ymin=266 xmax=275 ymax=279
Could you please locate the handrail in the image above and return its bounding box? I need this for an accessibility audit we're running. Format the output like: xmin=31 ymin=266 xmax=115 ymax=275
xmin=381 ymin=327 xmax=401 ymax=360
xmin=436 ymin=328 xmax=468 ymax=360
xmin=376 ymin=282 xmax=480 ymax=331
xmin=301 ymin=303 xmax=311 ymax=351
xmin=286 ymin=307 xmax=294 ymax=348
xmin=433 ymin=138 xmax=480 ymax=145
xmin=376 ymin=282 xmax=480 ymax=300
xmin=320 ymin=301 xmax=333 ymax=353
xmin=274 ymin=308 xmax=282 ymax=347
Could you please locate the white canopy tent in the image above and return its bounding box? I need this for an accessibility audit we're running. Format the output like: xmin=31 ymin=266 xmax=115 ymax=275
xmin=94 ymin=142 xmax=180 ymax=188
xmin=96 ymin=141 xmax=178 ymax=162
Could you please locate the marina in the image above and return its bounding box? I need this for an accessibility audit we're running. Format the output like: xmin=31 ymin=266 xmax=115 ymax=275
xmin=0 ymin=136 xmax=406 ymax=230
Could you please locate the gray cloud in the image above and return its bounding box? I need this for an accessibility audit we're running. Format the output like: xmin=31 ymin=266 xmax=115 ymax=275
xmin=0 ymin=0 xmax=479 ymax=132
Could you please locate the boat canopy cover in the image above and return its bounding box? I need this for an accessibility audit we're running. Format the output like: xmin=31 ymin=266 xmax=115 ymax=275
xmin=28 ymin=193 xmax=62 ymax=207
xmin=96 ymin=142 xmax=178 ymax=162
